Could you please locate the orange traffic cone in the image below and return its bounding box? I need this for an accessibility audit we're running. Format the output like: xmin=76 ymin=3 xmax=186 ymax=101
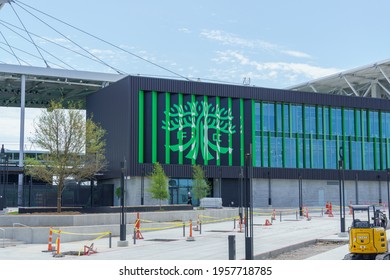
xmin=135 ymin=213 xmax=144 ymax=240
xmin=328 ymin=202 xmax=334 ymax=217
xmin=264 ymin=219 xmax=272 ymax=226
xmin=47 ymin=228 xmax=54 ymax=251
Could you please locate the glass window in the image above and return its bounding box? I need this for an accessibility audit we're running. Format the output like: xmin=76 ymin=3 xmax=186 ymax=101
xmin=326 ymin=140 xmax=337 ymax=169
xmin=317 ymin=107 xmax=323 ymax=135
xmin=313 ymin=139 xmax=324 ymax=169
xmin=255 ymin=102 xmax=261 ymax=132
xmin=283 ymin=104 xmax=290 ymax=133
xmin=364 ymin=142 xmax=374 ymax=170
xmin=370 ymin=111 xmax=379 ymax=137
xmin=324 ymin=107 xmax=330 ymax=136
xmin=263 ymin=135 xmax=268 ymax=167
xmin=331 ymin=108 xmax=342 ymax=136
xmin=355 ymin=110 xmax=361 ymax=137
xmin=298 ymin=138 xmax=303 ymax=168
xmin=344 ymin=109 xmax=354 ymax=136
xmin=276 ymin=103 xmax=282 ymax=133
xmin=352 ymin=141 xmax=362 ymax=170
xmin=255 ymin=136 xmax=261 ymax=167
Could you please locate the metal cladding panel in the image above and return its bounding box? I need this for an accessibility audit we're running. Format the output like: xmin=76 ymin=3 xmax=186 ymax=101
xmin=86 ymin=76 xmax=131 ymax=178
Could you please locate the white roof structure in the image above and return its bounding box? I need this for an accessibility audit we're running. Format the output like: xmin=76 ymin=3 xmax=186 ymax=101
xmin=287 ymin=58 xmax=390 ymax=99
xmin=0 ymin=64 xmax=125 ymax=108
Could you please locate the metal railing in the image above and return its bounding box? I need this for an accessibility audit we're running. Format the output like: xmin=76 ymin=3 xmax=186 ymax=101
xmin=12 ymin=223 xmax=33 ymax=243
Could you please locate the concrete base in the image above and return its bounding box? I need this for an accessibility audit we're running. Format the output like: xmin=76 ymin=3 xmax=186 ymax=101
xmin=338 ymin=232 xmax=349 ymax=238
xmin=117 ymin=240 xmax=129 ymax=247
xmin=186 ymin=236 xmax=195 ymax=241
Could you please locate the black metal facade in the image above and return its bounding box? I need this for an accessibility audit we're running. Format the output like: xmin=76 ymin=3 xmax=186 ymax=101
xmin=86 ymin=75 xmax=390 ymax=182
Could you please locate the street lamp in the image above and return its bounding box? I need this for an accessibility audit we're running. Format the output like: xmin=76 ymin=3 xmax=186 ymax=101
xmin=117 ymin=160 xmax=128 ymax=247
xmin=298 ymin=174 xmax=303 ymax=217
xmin=338 ymin=146 xmax=346 ymax=233
xmin=244 ymin=144 xmax=253 ymax=260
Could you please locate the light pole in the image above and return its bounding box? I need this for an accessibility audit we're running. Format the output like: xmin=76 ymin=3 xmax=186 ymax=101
xmin=298 ymin=174 xmax=303 ymax=217
xmin=244 ymin=144 xmax=253 ymax=260
xmin=338 ymin=146 xmax=346 ymax=233
xmin=118 ymin=160 xmax=128 ymax=247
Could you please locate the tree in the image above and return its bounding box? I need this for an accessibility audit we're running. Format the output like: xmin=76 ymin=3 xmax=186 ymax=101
xmin=148 ymin=162 xmax=169 ymax=209
xmin=192 ymin=165 xmax=211 ymax=201
xmin=25 ymin=100 xmax=107 ymax=213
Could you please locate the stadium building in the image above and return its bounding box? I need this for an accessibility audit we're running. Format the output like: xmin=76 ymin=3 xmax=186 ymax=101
xmin=87 ymin=61 xmax=390 ymax=208
xmin=1 ymin=60 xmax=390 ymax=208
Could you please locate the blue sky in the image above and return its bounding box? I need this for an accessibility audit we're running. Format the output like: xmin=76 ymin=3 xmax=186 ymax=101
xmin=1 ymin=0 xmax=390 ymax=149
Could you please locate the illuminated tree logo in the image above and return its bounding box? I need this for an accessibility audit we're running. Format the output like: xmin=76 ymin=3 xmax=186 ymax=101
xmin=162 ymin=101 xmax=236 ymax=161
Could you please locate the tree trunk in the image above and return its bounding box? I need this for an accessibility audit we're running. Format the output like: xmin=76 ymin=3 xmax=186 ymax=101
xmin=57 ymin=181 xmax=62 ymax=213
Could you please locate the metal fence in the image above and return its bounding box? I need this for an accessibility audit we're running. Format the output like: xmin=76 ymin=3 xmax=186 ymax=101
xmin=0 ymin=182 xmax=113 ymax=208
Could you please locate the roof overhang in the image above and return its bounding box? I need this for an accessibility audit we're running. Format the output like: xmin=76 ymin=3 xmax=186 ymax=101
xmin=0 ymin=64 xmax=126 ymax=108
xmin=287 ymin=58 xmax=390 ymax=99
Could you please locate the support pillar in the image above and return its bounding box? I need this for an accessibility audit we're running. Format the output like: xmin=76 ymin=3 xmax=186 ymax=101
xmin=18 ymin=74 xmax=26 ymax=206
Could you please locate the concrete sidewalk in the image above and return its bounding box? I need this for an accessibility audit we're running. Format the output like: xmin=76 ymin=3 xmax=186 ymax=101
xmin=0 ymin=211 xmax=354 ymax=260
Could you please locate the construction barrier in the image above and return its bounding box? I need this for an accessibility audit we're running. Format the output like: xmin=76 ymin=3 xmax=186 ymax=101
xmin=47 ymin=227 xmax=54 ymax=251
xmin=186 ymin=219 xmax=195 ymax=241
xmin=328 ymin=202 xmax=334 ymax=217
xmin=134 ymin=213 xmax=144 ymax=240
xmin=56 ymin=230 xmax=61 ymax=255
xmin=48 ymin=229 xmax=111 ymax=257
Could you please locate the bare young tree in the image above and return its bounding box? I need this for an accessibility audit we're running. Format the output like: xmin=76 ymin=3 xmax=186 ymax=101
xmin=26 ymin=100 xmax=106 ymax=212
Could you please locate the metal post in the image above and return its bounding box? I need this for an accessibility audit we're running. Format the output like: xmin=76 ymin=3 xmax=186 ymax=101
xmin=339 ymin=147 xmax=345 ymax=233
xmin=117 ymin=161 xmax=128 ymax=247
xmin=228 ymin=235 xmax=236 ymax=260
xmin=268 ymin=171 xmax=271 ymax=206
xmin=141 ymin=165 xmax=145 ymax=205
xmin=378 ymin=175 xmax=382 ymax=204
xmin=298 ymin=174 xmax=303 ymax=217
xmin=244 ymin=144 xmax=253 ymax=260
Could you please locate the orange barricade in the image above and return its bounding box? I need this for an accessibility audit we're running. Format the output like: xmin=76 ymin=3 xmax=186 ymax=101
xmin=135 ymin=212 xmax=144 ymax=240
xmin=328 ymin=202 xmax=334 ymax=217
xmin=47 ymin=228 xmax=54 ymax=251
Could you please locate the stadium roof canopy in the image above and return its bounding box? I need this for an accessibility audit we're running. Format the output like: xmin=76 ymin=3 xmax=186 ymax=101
xmin=0 ymin=64 xmax=125 ymax=108
xmin=287 ymin=58 xmax=390 ymax=100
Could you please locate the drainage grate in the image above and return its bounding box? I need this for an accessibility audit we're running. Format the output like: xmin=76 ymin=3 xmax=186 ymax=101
xmin=207 ymin=230 xmax=232 ymax=233
xmin=145 ymin=239 xmax=179 ymax=242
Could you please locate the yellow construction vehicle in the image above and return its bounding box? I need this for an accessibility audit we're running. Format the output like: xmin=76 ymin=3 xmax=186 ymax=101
xmin=344 ymin=205 xmax=389 ymax=260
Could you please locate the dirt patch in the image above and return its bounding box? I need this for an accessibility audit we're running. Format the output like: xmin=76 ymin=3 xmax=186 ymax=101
xmin=269 ymin=241 xmax=347 ymax=260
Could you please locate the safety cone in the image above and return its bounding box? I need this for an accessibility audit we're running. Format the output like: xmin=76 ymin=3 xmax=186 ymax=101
xmin=271 ymin=209 xmax=276 ymax=221
xmin=264 ymin=219 xmax=272 ymax=226
xmin=305 ymin=207 xmax=309 ymax=219
xmin=328 ymin=202 xmax=334 ymax=217
xmin=56 ymin=231 xmax=61 ymax=255
xmin=325 ymin=201 xmax=329 ymax=214
xmin=186 ymin=219 xmax=195 ymax=241
xmin=47 ymin=228 xmax=54 ymax=251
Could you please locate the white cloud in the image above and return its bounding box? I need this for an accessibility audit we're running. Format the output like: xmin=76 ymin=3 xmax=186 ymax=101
xmin=281 ymin=50 xmax=312 ymax=59
xmin=210 ymin=50 xmax=341 ymax=84
xmin=200 ymin=29 xmax=312 ymax=59
xmin=178 ymin=28 xmax=191 ymax=34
